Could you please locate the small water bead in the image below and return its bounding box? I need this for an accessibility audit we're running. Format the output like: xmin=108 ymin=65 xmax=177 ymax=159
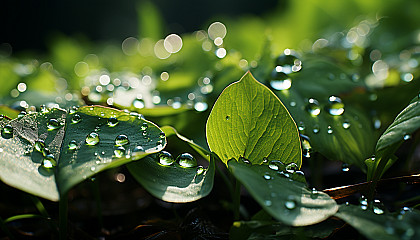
xmin=310 ymin=188 xmax=319 ymax=199
xmin=47 ymin=119 xmax=61 ymax=130
xmin=264 ymin=200 xmax=272 ymax=207
xmin=373 ymin=117 xmax=381 ymax=129
xmin=225 ymin=115 xmax=230 ymax=121
xmin=263 ymin=173 xmax=272 ymax=180
xmin=373 ymin=199 xmax=384 ymax=215
xmin=284 ymin=197 xmax=297 ymax=210
xmin=71 ymin=114 xmax=82 ymax=124
xmin=158 ymin=151 xmax=175 ymax=166
xmin=40 ymin=105 xmax=49 ymax=114
xmin=327 ymin=126 xmax=333 ymax=134
xmin=42 ymin=154 xmax=57 ymax=169
xmin=177 ymin=153 xmax=197 ymax=168
xmin=312 ymin=125 xmax=320 ymax=134
xmin=34 ymin=140 xmax=45 ymax=152
xmin=42 ymin=147 xmax=50 ymax=157
xmin=114 ymin=147 xmax=126 ymax=158
xmin=306 ymin=98 xmax=321 ymax=116
xmin=268 ymin=160 xmax=282 ymax=171
xmin=327 ymin=96 xmax=345 ymax=116
xmin=341 ymin=163 xmax=350 ymax=172
xmin=196 ymin=166 xmax=205 ymax=175
xmin=69 ymin=106 xmax=78 ymax=114
xmin=141 ymin=123 xmax=148 ymax=131
xmin=115 ymin=134 xmax=129 ymax=146
xmin=301 ymin=136 xmax=311 ymax=158
xmin=132 ymin=98 xmax=145 ymax=109
xmin=285 ymin=163 xmax=298 ymax=174
xmin=298 ymin=121 xmax=305 ymax=131
xmin=107 ymin=117 xmax=118 ymax=127
xmin=68 ymin=140 xmax=77 ymax=150
xmin=2 ymin=124 xmax=13 ymax=138
xmin=18 ymin=111 xmax=27 ymax=118
xmin=159 ymin=132 xmax=165 ymax=139
xmin=90 ymin=166 xmax=96 ymax=172
xmin=133 ymin=145 xmax=144 ymax=153
xmin=269 ymin=70 xmax=292 ymax=90
xmin=262 ymin=157 xmax=269 ymax=164
xmin=86 ymin=132 xmax=100 ymax=146
xmin=342 ymin=121 xmax=351 ymax=129
xmin=403 ymin=134 xmax=411 ymax=141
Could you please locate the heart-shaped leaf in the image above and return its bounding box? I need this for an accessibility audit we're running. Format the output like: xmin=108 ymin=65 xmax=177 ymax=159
xmin=206 ymin=71 xmax=301 ymax=166
xmin=0 ymin=106 xmax=165 ymax=201
xmin=228 ymin=160 xmax=338 ymax=226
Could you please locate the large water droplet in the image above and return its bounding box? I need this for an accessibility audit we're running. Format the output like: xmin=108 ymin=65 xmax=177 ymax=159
xmin=306 ymin=98 xmax=321 ymax=116
xmin=114 ymin=146 xmax=126 ymax=158
xmin=275 ymin=53 xmax=302 ymax=74
xmin=115 ymin=134 xmax=129 ymax=146
xmin=158 ymin=151 xmax=175 ymax=166
xmin=177 ymin=153 xmax=197 ymax=168
xmin=285 ymin=163 xmax=298 ymax=173
xmin=47 ymin=119 xmax=61 ymax=130
xmin=196 ymin=166 xmax=205 ymax=175
xmin=42 ymin=154 xmax=57 ymax=169
xmin=107 ymin=117 xmax=118 ymax=127
xmin=284 ymin=197 xmax=297 ymax=210
xmin=86 ymin=132 xmax=100 ymax=146
xmin=342 ymin=120 xmax=351 ymax=129
xmin=2 ymin=124 xmax=13 ymax=138
xmin=34 ymin=140 xmax=45 ymax=152
xmin=194 ymin=101 xmax=208 ymax=112
xmin=132 ymin=98 xmax=145 ymax=109
xmin=268 ymin=160 xmax=283 ymax=171
xmin=327 ymin=96 xmax=345 ymax=115
xmin=68 ymin=140 xmax=77 ymax=150
xmin=269 ymin=70 xmax=292 ymax=90
xmin=71 ymin=114 xmax=82 ymax=124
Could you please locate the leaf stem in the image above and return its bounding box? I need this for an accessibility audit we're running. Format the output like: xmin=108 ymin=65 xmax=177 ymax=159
xmin=59 ymin=192 xmax=68 ymax=240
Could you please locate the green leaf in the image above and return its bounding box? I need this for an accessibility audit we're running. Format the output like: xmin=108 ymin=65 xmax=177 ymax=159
xmin=127 ymin=152 xmax=215 ymax=203
xmin=335 ymin=205 xmax=420 ymax=240
xmin=206 ymin=71 xmax=302 ymax=166
xmin=228 ymin=160 xmax=338 ymax=226
xmin=376 ymin=95 xmax=420 ymax=152
xmin=0 ymin=106 xmax=165 ymax=201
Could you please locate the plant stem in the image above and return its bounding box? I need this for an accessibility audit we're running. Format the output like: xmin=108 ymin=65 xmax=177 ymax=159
xmin=233 ymin=179 xmax=241 ymax=221
xmin=30 ymin=195 xmax=49 ymax=217
xmin=59 ymin=192 xmax=68 ymax=240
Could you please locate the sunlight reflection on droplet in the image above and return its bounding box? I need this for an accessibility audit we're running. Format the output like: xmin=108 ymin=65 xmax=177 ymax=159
xmin=160 ymin=72 xmax=169 ymax=81
xmin=17 ymin=83 xmax=27 ymax=92
xmin=164 ymin=34 xmax=183 ymax=53
xmin=99 ymin=75 xmax=111 ymax=85
xmin=216 ymin=48 xmax=227 ymax=58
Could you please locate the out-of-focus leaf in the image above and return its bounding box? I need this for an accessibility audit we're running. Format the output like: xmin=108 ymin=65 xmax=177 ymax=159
xmin=206 ymin=71 xmax=301 ymax=166
xmin=228 ymin=160 xmax=338 ymax=226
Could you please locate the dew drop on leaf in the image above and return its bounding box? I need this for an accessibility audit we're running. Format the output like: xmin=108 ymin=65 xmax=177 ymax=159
xmin=85 ymin=132 xmax=100 ymax=146
xmin=403 ymin=134 xmax=411 ymax=141
xmin=141 ymin=123 xmax=148 ymax=131
xmin=2 ymin=124 xmax=13 ymax=138
xmin=71 ymin=114 xmax=82 ymax=124
xmin=159 ymin=132 xmax=165 ymax=139
xmin=34 ymin=139 xmax=45 ymax=152
xmin=68 ymin=140 xmax=77 ymax=150
xmin=264 ymin=200 xmax=272 ymax=206
xmin=327 ymin=126 xmax=333 ymax=134
xmin=269 ymin=70 xmax=292 ymax=91
xmin=18 ymin=111 xmax=26 ymax=118
xmin=47 ymin=119 xmax=61 ymax=130
xmin=284 ymin=197 xmax=297 ymax=210
xmin=196 ymin=166 xmax=205 ymax=175
xmin=306 ymin=98 xmax=321 ymax=116
xmin=133 ymin=145 xmax=144 ymax=153
xmin=158 ymin=151 xmax=175 ymax=166
xmin=285 ymin=163 xmax=298 ymax=174
xmin=177 ymin=153 xmax=197 ymax=168
xmin=342 ymin=120 xmax=351 ymax=129
xmin=275 ymin=52 xmax=302 ymax=74
xmin=327 ymin=96 xmax=345 ymax=116
xmin=42 ymin=154 xmax=56 ymax=169
xmin=132 ymin=98 xmax=145 ymax=109
xmin=341 ymin=163 xmax=350 ymax=172
xmin=114 ymin=146 xmax=126 ymax=158
xmin=115 ymin=134 xmax=129 ymax=146
xmin=107 ymin=117 xmax=118 ymax=127
xmin=312 ymin=124 xmax=320 ymax=134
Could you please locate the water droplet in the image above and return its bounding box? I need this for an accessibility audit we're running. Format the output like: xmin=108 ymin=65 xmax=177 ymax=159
xmin=312 ymin=125 xmax=320 ymax=134
xmin=284 ymin=197 xmax=297 ymax=210
xmin=90 ymin=166 xmax=96 ymax=171
xmin=71 ymin=114 xmax=81 ymax=124
xmin=298 ymin=121 xmax=305 ymax=131
xmin=194 ymin=101 xmax=208 ymax=112
xmin=269 ymin=70 xmax=292 ymax=90
xmin=159 ymin=132 xmax=165 ymax=139
xmin=133 ymin=145 xmax=144 ymax=153
xmin=115 ymin=134 xmax=129 ymax=146
xmin=263 ymin=173 xmax=272 ymax=180
xmin=326 ymin=126 xmax=333 ymax=134
xmin=239 ymin=156 xmax=251 ymax=165
xmin=141 ymin=123 xmax=148 ymax=131
xmin=158 ymin=151 xmax=175 ymax=166
xmin=34 ymin=140 xmax=45 ymax=152
xmin=264 ymin=200 xmax=272 ymax=206
xmin=327 ymin=96 xmax=345 ymax=115
xmin=86 ymin=132 xmax=100 ymax=146
xmin=132 ymin=98 xmax=145 ymax=109
xmin=47 ymin=119 xmax=61 ymax=130
xmin=42 ymin=154 xmax=56 ymax=169
xmin=177 ymin=153 xmax=197 ymax=168
xmin=262 ymin=157 xmax=269 ymax=164
xmin=68 ymin=140 xmax=77 ymax=150
xmin=301 ymin=136 xmax=311 ymax=158
xmin=373 ymin=117 xmax=381 ymax=129
xmin=285 ymin=163 xmax=298 ymax=174
xmin=310 ymin=188 xmax=318 ymax=199
xmin=225 ymin=115 xmax=230 ymax=120
xmin=342 ymin=120 xmax=351 ymax=129
xmin=1 ymin=124 xmax=13 ymax=139
xmin=306 ymin=98 xmax=321 ymax=116
xmin=114 ymin=146 xmax=125 ymax=158
xmin=275 ymin=53 xmax=302 ymax=74
xmin=18 ymin=111 xmax=26 ymax=118
xmin=403 ymin=134 xmax=411 ymax=141
xmin=40 ymin=105 xmax=49 ymax=114
xmin=107 ymin=117 xmax=118 ymax=127
xmin=196 ymin=166 xmax=205 ymax=175
xmin=373 ymin=200 xmax=384 ymax=215
xmin=342 ymin=163 xmax=350 ymax=172
xmin=42 ymin=147 xmax=50 ymax=157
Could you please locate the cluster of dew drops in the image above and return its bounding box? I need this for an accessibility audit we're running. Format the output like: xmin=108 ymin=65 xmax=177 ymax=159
xmin=156 ymin=151 xmax=206 ymax=176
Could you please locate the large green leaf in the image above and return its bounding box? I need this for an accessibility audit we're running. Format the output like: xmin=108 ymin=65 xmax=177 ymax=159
xmin=335 ymin=204 xmax=420 ymax=240
xmin=128 ymin=153 xmax=215 ymax=203
xmin=376 ymin=95 xmax=420 ymax=152
xmin=206 ymin=71 xmax=301 ymax=166
xmin=228 ymin=160 xmax=338 ymax=226
xmin=0 ymin=106 xmax=165 ymax=201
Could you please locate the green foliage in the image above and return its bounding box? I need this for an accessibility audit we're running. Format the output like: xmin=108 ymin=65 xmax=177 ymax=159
xmin=206 ymin=71 xmax=302 ymax=166
xmin=0 ymin=106 xmax=165 ymax=201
